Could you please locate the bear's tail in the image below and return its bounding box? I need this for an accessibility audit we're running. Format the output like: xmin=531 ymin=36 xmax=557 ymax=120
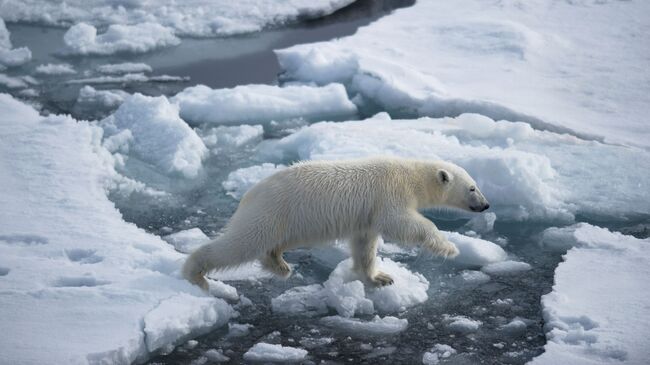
xmin=182 ymin=235 xmax=259 ymax=291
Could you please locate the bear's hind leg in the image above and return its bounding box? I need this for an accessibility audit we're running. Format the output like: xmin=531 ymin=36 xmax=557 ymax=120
xmin=261 ymin=247 xmax=292 ymax=279
xmin=350 ymin=232 xmax=394 ymax=287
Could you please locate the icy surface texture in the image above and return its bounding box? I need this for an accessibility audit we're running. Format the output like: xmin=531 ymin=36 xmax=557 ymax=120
xmin=243 ymin=342 xmax=308 ymax=362
xmin=100 ymin=93 xmax=208 ymax=179
xmin=275 ymin=0 xmax=650 ymax=148
xmin=172 ymin=83 xmax=358 ymax=126
xmin=0 ymin=94 xmax=233 ymax=364
xmin=63 ymin=22 xmax=180 ymax=55
xmin=162 ymin=228 xmax=209 ymax=254
xmin=531 ymin=223 xmax=650 ymax=365
xmin=320 ymin=315 xmax=408 ymax=335
xmin=273 ymin=257 xmax=428 ymax=317
xmin=0 ymin=0 xmax=357 ymax=37
xmin=0 ymin=18 xmax=31 ymax=68
xmin=35 ymin=63 xmax=76 ymax=75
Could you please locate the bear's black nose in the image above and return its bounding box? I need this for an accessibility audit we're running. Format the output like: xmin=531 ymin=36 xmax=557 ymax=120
xmin=482 ymin=204 xmax=490 ymax=211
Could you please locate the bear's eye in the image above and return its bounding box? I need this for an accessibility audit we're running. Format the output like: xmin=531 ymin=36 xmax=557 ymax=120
xmin=469 ymin=186 xmax=476 ymax=192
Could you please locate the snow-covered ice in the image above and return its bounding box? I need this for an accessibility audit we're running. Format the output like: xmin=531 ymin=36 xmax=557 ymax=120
xmin=100 ymin=93 xmax=208 ymax=179
xmin=0 ymin=0 xmax=356 ymax=37
xmin=0 ymin=18 xmax=31 ymax=68
xmin=0 ymin=94 xmax=232 ymax=364
xmin=74 ymin=85 xmax=129 ymax=118
xmin=63 ymin=22 xmax=180 ymax=55
xmin=443 ymin=315 xmax=482 ymax=334
xmin=320 ymin=315 xmax=408 ymax=335
xmin=97 ymin=62 xmax=153 ymax=74
xmin=276 ymin=0 xmax=650 ymax=148
xmin=531 ymin=223 xmax=650 ymax=365
xmin=444 ymin=231 xmax=507 ymax=267
xmin=172 ymin=83 xmax=358 ymax=126
xmin=422 ymin=344 xmax=457 ymax=365
xmin=223 ymin=163 xmax=287 ymax=200
xmin=273 ymin=257 xmax=429 ymax=317
xmin=67 ymin=73 xmax=188 ymax=85
xmin=243 ymin=342 xmax=308 ymax=363
xmin=35 ymin=63 xmax=76 ymax=75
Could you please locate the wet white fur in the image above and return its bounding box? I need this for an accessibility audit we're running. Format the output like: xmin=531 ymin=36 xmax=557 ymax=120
xmin=183 ymin=157 xmax=489 ymax=290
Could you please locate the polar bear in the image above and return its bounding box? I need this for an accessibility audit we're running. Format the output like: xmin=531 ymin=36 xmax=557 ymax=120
xmin=183 ymin=157 xmax=489 ymax=290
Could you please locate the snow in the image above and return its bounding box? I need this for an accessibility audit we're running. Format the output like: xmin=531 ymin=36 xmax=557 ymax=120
xmin=223 ymin=163 xmax=287 ymax=200
xmin=320 ymin=315 xmax=408 ymax=335
xmin=0 ymin=18 xmax=31 ymax=68
xmin=243 ymin=343 xmax=308 ymax=363
xmin=0 ymin=0 xmax=356 ymax=37
xmin=276 ymin=0 xmax=650 ymax=148
xmin=0 ymin=94 xmax=232 ymax=364
xmin=273 ymin=257 xmax=429 ymax=317
xmin=100 ymin=93 xmax=208 ymax=179
xmin=481 ymin=260 xmax=531 ymax=275
xmin=255 ymin=113 xmax=650 ymax=221
xmin=74 ymin=85 xmax=129 ymax=118
xmin=97 ymin=62 xmax=152 ymax=74
xmin=422 ymin=344 xmax=457 ymax=365
xmin=162 ymin=228 xmax=210 ymax=254
xmin=35 ymin=63 xmax=76 ymax=75
xmin=172 ymin=83 xmax=358 ymax=126
xmin=531 ymin=224 xmax=650 ymax=365
xmin=63 ymin=22 xmax=180 ymax=55
xmin=443 ymin=315 xmax=482 ymax=334
xmin=199 ymin=124 xmax=264 ymax=154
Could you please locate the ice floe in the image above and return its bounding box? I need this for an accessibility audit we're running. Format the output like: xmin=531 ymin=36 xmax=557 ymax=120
xmin=100 ymin=93 xmax=207 ymax=179
xmin=320 ymin=315 xmax=408 ymax=335
xmin=422 ymin=344 xmax=457 ymax=365
xmin=0 ymin=94 xmax=232 ymax=364
xmin=35 ymin=63 xmax=76 ymax=75
xmin=275 ymin=0 xmax=650 ymax=148
xmin=97 ymin=62 xmax=153 ymax=74
xmin=162 ymin=228 xmax=210 ymax=254
xmin=63 ymin=22 xmax=180 ymax=55
xmin=531 ymin=223 xmax=650 ymax=365
xmin=172 ymin=83 xmax=358 ymax=126
xmin=0 ymin=18 xmax=31 ymax=68
xmin=243 ymin=342 xmax=308 ymax=363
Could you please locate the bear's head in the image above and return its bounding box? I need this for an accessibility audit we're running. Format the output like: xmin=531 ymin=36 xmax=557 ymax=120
xmin=432 ymin=162 xmax=490 ymax=213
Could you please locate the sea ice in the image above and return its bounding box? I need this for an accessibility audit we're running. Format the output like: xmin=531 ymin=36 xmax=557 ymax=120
xmin=481 ymin=260 xmax=531 ymax=276
xmin=63 ymin=22 xmax=180 ymax=55
xmin=97 ymin=62 xmax=153 ymax=74
xmin=35 ymin=63 xmax=76 ymax=75
xmin=100 ymin=93 xmax=208 ymax=179
xmin=531 ymin=224 xmax=650 ymax=365
xmin=422 ymin=344 xmax=457 ymax=365
xmin=0 ymin=0 xmax=356 ymax=37
xmin=243 ymin=342 xmax=308 ymax=362
xmin=275 ymin=0 xmax=650 ymax=148
xmin=223 ymin=163 xmax=287 ymax=200
xmin=443 ymin=315 xmax=482 ymax=334
xmin=0 ymin=94 xmax=232 ymax=364
xmin=172 ymin=83 xmax=358 ymax=126
xmin=0 ymin=18 xmax=31 ymax=68
xmin=320 ymin=315 xmax=408 ymax=335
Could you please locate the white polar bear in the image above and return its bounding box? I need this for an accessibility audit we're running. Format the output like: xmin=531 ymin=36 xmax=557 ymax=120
xmin=183 ymin=157 xmax=489 ymax=290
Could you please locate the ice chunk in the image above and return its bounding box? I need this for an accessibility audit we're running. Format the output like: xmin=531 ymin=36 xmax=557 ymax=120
xmin=100 ymin=93 xmax=207 ymax=178
xmin=272 ymin=257 xmax=429 ymax=317
xmin=320 ymin=315 xmax=408 ymax=335
xmin=422 ymin=344 xmax=457 ymax=365
xmin=63 ymin=22 xmax=180 ymax=55
xmin=500 ymin=318 xmax=528 ymax=336
xmin=0 ymin=18 xmax=31 ymax=68
xmin=67 ymin=73 xmax=188 ymax=85
xmin=35 ymin=63 xmax=76 ymax=75
xmin=204 ymin=348 xmax=229 ymax=362
xmin=464 ymin=212 xmax=496 ymax=234
xmin=443 ymin=315 xmax=482 ymax=334
xmin=0 ymin=73 xmax=27 ymax=88
xmin=199 ymin=124 xmax=263 ymax=153
xmin=458 ymin=270 xmax=490 ymax=284
xmin=223 ymin=163 xmax=287 ymax=200
xmin=172 ymin=83 xmax=358 ymax=126
xmin=97 ymin=62 xmax=153 ymax=74
xmin=228 ymin=323 xmax=253 ymax=338
xmin=444 ymin=231 xmax=507 ymax=267
xmin=162 ymin=228 xmax=210 ymax=254
xmin=143 ymin=293 xmax=233 ymax=353
xmin=540 ymin=223 xmax=630 ymax=253
xmin=243 ymin=343 xmax=308 ymax=363
xmin=531 ymin=224 xmax=650 ymax=365
xmin=74 ymin=85 xmax=129 ymax=118
xmin=207 ymin=280 xmax=239 ymax=301
xmin=481 ymin=260 xmax=531 ymax=275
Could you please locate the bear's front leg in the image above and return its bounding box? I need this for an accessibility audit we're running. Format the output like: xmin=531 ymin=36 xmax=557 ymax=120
xmin=350 ymin=232 xmax=394 ymax=287
xmin=379 ymin=210 xmax=459 ymax=258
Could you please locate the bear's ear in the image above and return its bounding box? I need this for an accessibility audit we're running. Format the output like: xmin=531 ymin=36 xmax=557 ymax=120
xmin=437 ymin=169 xmax=452 ymax=185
